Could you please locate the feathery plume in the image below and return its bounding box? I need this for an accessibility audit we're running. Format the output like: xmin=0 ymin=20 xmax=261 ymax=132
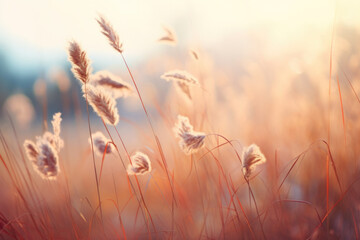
xmin=176 ymin=82 xmax=192 ymax=100
xmin=127 ymin=152 xmax=151 ymax=175
xmin=173 ymin=115 xmax=205 ymax=155
xmin=242 ymin=144 xmax=266 ymax=179
xmin=24 ymin=140 xmax=38 ymax=164
xmin=96 ymin=15 xmax=123 ymax=53
xmin=68 ymin=40 xmax=92 ymax=84
xmin=82 ymin=84 xmax=119 ymax=125
xmin=158 ymin=26 xmax=177 ymax=45
xmin=189 ymin=50 xmax=199 ymax=60
xmin=90 ymin=70 xmax=133 ymax=98
xmin=41 ymin=131 xmax=64 ymax=153
xmin=37 ymin=112 xmax=64 ymax=152
xmin=24 ymin=112 xmax=64 ymax=180
xmin=35 ymin=139 xmax=60 ymax=179
xmin=161 ymin=70 xmax=199 ymax=85
xmin=89 ymin=131 xmax=112 ymax=156
xmin=51 ymin=112 xmax=62 ymax=137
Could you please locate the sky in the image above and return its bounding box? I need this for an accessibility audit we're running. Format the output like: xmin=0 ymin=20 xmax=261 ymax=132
xmin=0 ymin=0 xmax=359 ymax=75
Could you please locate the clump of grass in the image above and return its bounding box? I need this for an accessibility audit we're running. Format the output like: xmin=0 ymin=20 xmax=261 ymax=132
xmin=3 ymin=10 xmax=360 ymax=240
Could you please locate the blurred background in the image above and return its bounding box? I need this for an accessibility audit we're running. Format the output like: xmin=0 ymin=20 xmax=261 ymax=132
xmin=3 ymin=1 xmax=360 ymax=238
xmin=1 ymin=0 xmax=359 ymax=123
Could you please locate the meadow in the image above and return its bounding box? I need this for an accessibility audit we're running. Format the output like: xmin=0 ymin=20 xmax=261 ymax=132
xmin=1 ymin=12 xmax=360 ymax=240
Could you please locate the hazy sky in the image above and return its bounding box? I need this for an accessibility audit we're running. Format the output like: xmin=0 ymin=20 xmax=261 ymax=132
xmin=0 ymin=0 xmax=359 ymax=71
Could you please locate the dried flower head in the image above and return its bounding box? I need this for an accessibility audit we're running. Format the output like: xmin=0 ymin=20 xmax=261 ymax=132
xmin=82 ymin=84 xmax=119 ymax=125
xmin=3 ymin=94 xmax=34 ymax=128
xmin=23 ymin=112 xmax=64 ymax=180
xmin=96 ymin=15 xmax=123 ymax=53
xmin=189 ymin=50 xmax=199 ymax=60
xmin=161 ymin=70 xmax=199 ymax=85
xmin=176 ymin=82 xmax=192 ymax=100
xmin=242 ymin=144 xmax=266 ymax=178
xmin=90 ymin=70 xmax=133 ymax=98
xmin=158 ymin=26 xmax=177 ymax=45
xmin=37 ymin=112 xmax=64 ymax=152
xmin=35 ymin=139 xmax=60 ymax=179
xmin=127 ymin=152 xmax=151 ymax=175
xmin=41 ymin=131 xmax=64 ymax=153
xmin=89 ymin=131 xmax=112 ymax=156
xmin=173 ymin=115 xmax=206 ymax=155
xmin=68 ymin=40 xmax=92 ymax=84
xmin=51 ymin=112 xmax=62 ymax=137
xmin=24 ymin=140 xmax=38 ymax=164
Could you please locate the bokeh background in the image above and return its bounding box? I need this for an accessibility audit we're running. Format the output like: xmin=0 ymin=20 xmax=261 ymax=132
xmin=2 ymin=0 xmax=360 ymax=239
xmin=1 ymin=0 xmax=360 ymax=120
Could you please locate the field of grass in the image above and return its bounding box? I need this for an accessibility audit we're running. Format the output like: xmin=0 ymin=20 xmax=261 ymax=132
xmin=1 ymin=12 xmax=360 ymax=240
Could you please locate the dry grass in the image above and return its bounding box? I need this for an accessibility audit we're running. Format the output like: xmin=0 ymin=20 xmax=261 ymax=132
xmin=1 ymin=13 xmax=360 ymax=240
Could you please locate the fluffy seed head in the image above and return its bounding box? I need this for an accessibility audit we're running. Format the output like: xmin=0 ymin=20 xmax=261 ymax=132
xmin=35 ymin=139 xmax=60 ymax=179
xmin=82 ymin=84 xmax=119 ymax=125
xmin=96 ymin=15 xmax=123 ymax=53
xmin=23 ymin=112 xmax=64 ymax=180
xmin=41 ymin=131 xmax=64 ymax=153
xmin=90 ymin=71 xmax=133 ymax=98
xmin=24 ymin=140 xmax=38 ymax=164
xmin=161 ymin=70 xmax=199 ymax=85
xmin=68 ymin=40 xmax=92 ymax=84
xmin=173 ymin=115 xmax=206 ymax=155
xmin=38 ymin=112 xmax=64 ymax=152
xmin=51 ymin=112 xmax=62 ymax=137
xmin=127 ymin=152 xmax=151 ymax=175
xmin=90 ymin=131 xmax=112 ymax=156
xmin=242 ymin=144 xmax=266 ymax=178
xmin=189 ymin=50 xmax=199 ymax=60
xmin=176 ymin=82 xmax=192 ymax=100
xmin=158 ymin=26 xmax=177 ymax=45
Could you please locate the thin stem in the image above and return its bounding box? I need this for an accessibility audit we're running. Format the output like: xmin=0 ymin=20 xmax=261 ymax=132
xmin=113 ymin=126 xmax=157 ymax=235
xmin=99 ymin=118 xmax=151 ymax=235
xmin=120 ymin=53 xmax=177 ymax=204
xmin=205 ymin=133 xmax=266 ymax=239
xmin=84 ymin=83 xmax=103 ymax=223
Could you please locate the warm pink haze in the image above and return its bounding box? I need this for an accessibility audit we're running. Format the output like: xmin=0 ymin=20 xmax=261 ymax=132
xmin=1 ymin=0 xmax=360 ymax=239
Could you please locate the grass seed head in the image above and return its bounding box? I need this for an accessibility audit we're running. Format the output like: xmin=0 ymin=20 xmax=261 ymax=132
xmin=127 ymin=152 xmax=152 ymax=175
xmin=173 ymin=115 xmax=206 ymax=155
xmin=242 ymin=144 xmax=266 ymax=178
xmin=82 ymin=84 xmax=120 ymax=125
